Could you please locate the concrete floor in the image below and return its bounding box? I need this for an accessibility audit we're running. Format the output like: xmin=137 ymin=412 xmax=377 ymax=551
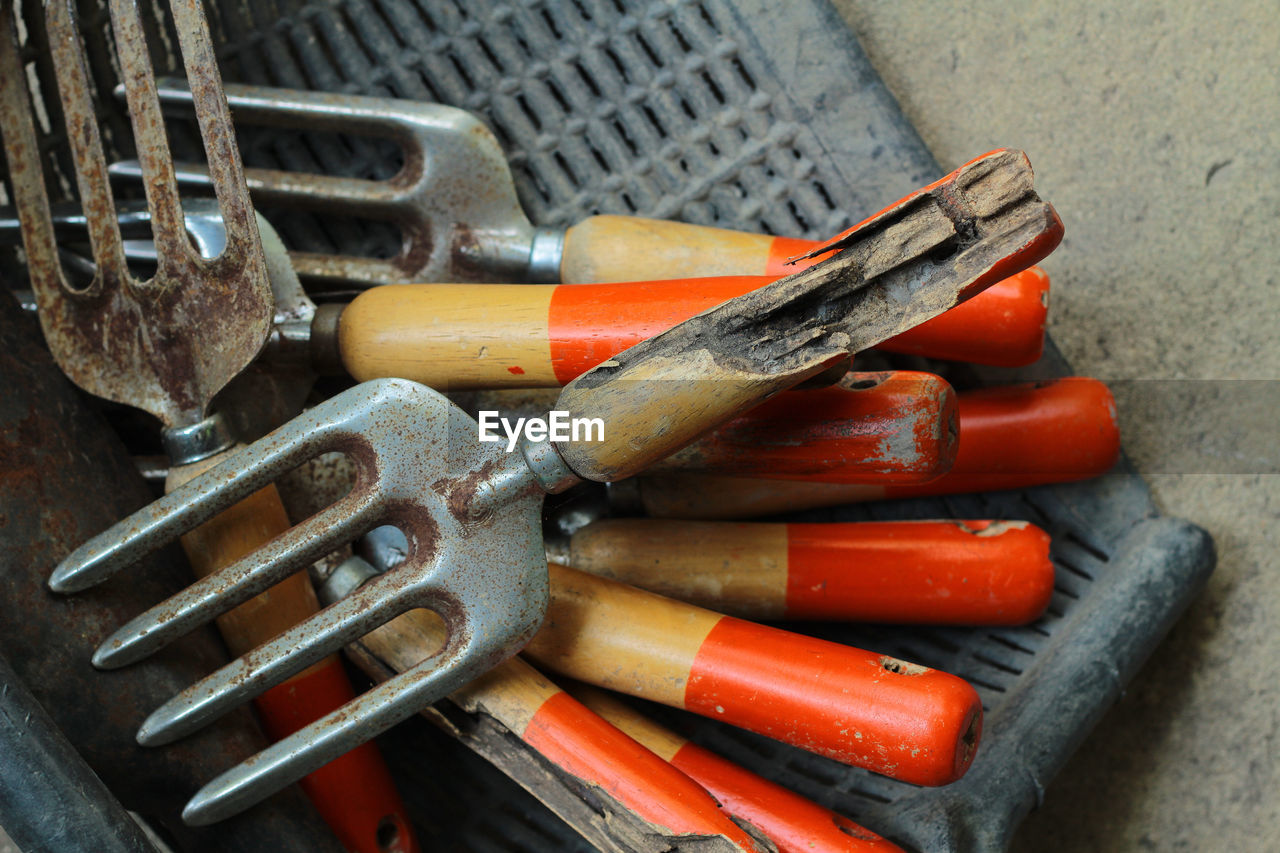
xmin=831 ymin=2 xmax=1279 ymax=850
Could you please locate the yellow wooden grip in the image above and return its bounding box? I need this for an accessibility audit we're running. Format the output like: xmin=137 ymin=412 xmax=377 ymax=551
xmin=560 ymin=215 xmax=775 ymax=283
xmin=338 ymin=284 xmax=556 ymax=388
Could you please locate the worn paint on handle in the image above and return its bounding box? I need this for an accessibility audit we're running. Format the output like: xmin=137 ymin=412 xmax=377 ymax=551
xmin=524 ymin=565 xmax=982 ymax=786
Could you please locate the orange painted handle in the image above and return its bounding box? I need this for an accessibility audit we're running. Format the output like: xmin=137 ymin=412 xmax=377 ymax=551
xmin=354 ymin=609 xmax=763 ymax=849
xmin=561 ymin=214 xmax=1049 ymax=367
xmin=655 ymin=371 xmax=957 ymax=483
xmin=636 ymin=377 xmax=1120 ymax=518
xmin=565 ymin=518 xmax=1053 ymax=624
xmin=572 ymin=684 xmax=904 ymax=853
xmin=522 ymin=691 xmax=763 ymax=849
xmin=524 ymin=565 xmax=982 ymax=786
xmin=170 ymin=455 xmax=417 ymax=853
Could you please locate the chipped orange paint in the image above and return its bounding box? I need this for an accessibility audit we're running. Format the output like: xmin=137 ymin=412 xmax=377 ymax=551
xmin=664 ymin=371 xmax=958 ymax=483
xmin=670 ymin=742 xmax=906 ymax=853
xmin=683 ymin=616 xmax=982 ymax=786
xmin=521 ymin=691 xmax=761 ymax=849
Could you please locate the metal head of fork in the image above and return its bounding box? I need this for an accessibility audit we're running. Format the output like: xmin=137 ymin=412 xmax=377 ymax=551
xmin=110 ymin=80 xmax=566 ymax=288
xmin=48 ymin=378 xmax=558 ymax=824
xmin=0 ymin=0 xmax=272 ymax=434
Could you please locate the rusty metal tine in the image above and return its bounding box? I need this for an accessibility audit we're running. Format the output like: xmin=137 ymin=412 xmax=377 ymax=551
xmin=137 ymin=574 xmax=421 ymax=745
xmin=181 ymin=631 xmax=491 ymax=826
xmin=110 ymin=159 xmax=406 ymax=214
xmin=0 ymin=2 xmax=126 ymax=307
xmin=109 ymin=0 xmax=190 ymax=267
xmin=92 ymin=495 xmax=384 ymax=670
xmin=49 ymin=404 xmax=352 ymax=594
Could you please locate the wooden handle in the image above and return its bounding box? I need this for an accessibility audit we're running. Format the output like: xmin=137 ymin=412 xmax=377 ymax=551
xmin=571 ymin=684 xmax=905 ymax=853
xmin=636 ymin=377 xmax=1120 ymax=518
xmin=563 ymin=215 xmax=1050 ymax=367
xmin=551 ymin=149 xmax=1061 ymax=483
xmin=523 ymin=565 xmax=983 ymax=786
xmin=652 ymin=370 xmax=958 ymax=483
xmin=566 ymin=518 xmax=1053 ymax=624
xmin=562 ymin=215 xmax=779 ymax=282
xmin=351 ymin=609 xmax=764 ymax=850
xmin=169 ymin=453 xmax=418 ymax=853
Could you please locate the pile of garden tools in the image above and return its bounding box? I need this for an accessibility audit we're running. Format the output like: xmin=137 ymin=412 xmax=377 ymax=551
xmin=0 ymin=1 xmax=1120 ymax=852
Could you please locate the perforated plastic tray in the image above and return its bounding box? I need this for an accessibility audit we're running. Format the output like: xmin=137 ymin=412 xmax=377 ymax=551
xmin=63 ymin=0 xmax=1216 ymax=849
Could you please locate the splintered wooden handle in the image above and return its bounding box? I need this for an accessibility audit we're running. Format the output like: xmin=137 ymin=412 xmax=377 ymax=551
xmin=169 ymin=453 xmax=417 ymax=853
xmin=570 ymin=684 xmax=906 ymax=853
xmin=523 ymin=565 xmax=983 ymax=786
xmin=351 ymin=609 xmax=764 ymax=850
xmin=564 ymin=518 xmax=1053 ymax=624
xmin=652 ymin=370 xmax=958 ymax=483
xmin=551 ymin=149 xmax=1062 ymax=483
xmin=636 ymin=377 xmax=1120 ymax=518
xmin=562 ymin=215 xmax=1050 ymax=366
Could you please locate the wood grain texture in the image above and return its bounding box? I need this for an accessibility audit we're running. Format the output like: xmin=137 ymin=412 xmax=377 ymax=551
xmin=561 ymin=215 xmax=775 ymax=282
xmin=523 ymin=564 xmax=721 ymax=707
xmin=338 ymin=284 xmax=554 ymax=388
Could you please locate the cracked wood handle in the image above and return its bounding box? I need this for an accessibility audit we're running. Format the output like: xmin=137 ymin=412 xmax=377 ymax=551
xmin=350 ymin=606 xmax=766 ymax=850
xmin=523 ymin=564 xmax=983 ymax=787
xmin=563 ymin=518 xmax=1053 ymax=625
xmin=551 ymin=149 xmax=1062 ymax=483
xmin=168 ymin=454 xmax=418 ymax=853
xmin=635 ymin=377 xmax=1120 ymax=518
xmin=561 ymin=215 xmax=1050 ymax=366
xmin=569 ymin=684 xmax=906 ymax=853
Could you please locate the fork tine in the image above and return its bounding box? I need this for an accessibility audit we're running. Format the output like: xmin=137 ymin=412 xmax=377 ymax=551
xmin=107 ymin=0 xmax=190 ymax=266
xmin=108 ymin=158 xmax=408 ymax=214
xmin=181 ymin=630 xmax=490 ymax=825
xmin=136 ymin=572 xmax=420 ymax=745
xmin=49 ymin=407 xmax=348 ymax=594
xmin=91 ymin=494 xmax=383 ymax=670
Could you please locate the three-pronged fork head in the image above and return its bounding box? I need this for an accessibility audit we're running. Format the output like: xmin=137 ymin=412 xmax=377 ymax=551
xmin=49 ymin=379 xmax=550 ymax=824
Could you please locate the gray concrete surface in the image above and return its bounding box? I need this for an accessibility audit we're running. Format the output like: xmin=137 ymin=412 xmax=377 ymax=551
xmin=831 ymin=2 xmax=1279 ymax=850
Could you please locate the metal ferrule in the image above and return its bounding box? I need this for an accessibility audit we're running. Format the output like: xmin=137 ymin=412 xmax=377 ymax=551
xmin=526 ymin=226 xmax=566 ymax=283
xmin=520 ymin=435 xmax=582 ymax=494
xmin=317 ymin=555 xmax=382 ymax=606
xmin=309 ymin=303 xmax=345 ymax=375
xmin=161 ymin=412 xmax=235 ymax=466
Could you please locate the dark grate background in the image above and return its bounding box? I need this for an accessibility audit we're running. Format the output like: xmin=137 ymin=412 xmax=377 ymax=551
xmin=0 ymin=0 xmax=1215 ymax=850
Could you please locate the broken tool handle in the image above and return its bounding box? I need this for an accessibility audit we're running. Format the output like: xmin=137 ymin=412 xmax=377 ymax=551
xmin=564 ymin=518 xmax=1054 ymax=624
xmin=635 ymin=376 xmax=1120 ymax=518
xmin=651 ymin=370 xmax=958 ymax=484
xmin=351 ymin=603 xmax=765 ymax=850
xmin=551 ymin=149 xmax=1062 ymax=483
xmin=561 ymin=215 xmax=1051 ymax=366
xmin=523 ymin=564 xmax=983 ymax=787
xmin=570 ymin=684 xmax=906 ymax=853
xmin=167 ymin=454 xmax=417 ymax=853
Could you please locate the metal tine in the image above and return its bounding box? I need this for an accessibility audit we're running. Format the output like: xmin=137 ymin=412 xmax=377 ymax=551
xmin=152 ymin=0 xmax=259 ymax=273
xmin=108 ymin=78 xmax=418 ymax=212
xmin=48 ymin=397 xmax=358 ymax=594
xmin=136 ymin=569 xmax=426 ymax=745
xmin=0 ymin=1 xmax=129 ymax=305
xmin=91 ymin=494 xmax=383 ymax=670
xmin=182 ymin=629 xmax=493 ymax=826
xmin=109 ymin=0 xmax=192 ymax=271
